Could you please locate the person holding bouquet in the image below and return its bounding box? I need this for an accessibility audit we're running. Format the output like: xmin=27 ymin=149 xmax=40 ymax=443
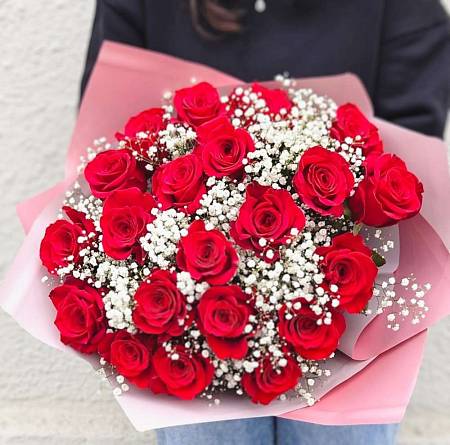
xmin=80 ymin=1 xmax=450 ymax=444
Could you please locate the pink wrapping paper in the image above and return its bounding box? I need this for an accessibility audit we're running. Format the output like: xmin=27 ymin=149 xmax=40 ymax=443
xmin=1 ymin=41 xmax=449 ymax=430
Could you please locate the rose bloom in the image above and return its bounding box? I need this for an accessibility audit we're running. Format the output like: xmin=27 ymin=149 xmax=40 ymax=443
xmin=349 ymin=153 xmax=423 ymax=227
xmin=84 ymin=148 xmax=147 ymax=199
xmin=197 ymin=285 xmax=253 ymax=360
xmin=117 ymin=107 xmax=165 ymax=139
xmin=196 ymin=116 xmax=255 ymax=179
xmin=98 ymin=331 xmax=155 ymax=389
xmin=151 ymin=346 xmax=214 ymax=400
xmin=293 ymin=146 xmax=354 ymax=217
xmin=100 ymin=187 xmax=157 ymax=262
xmin=252 ymin=83 xmax=293 ymax=114
xmin=177 ymin=220 xmax=239 ymax=285
xmin=278 ymin=298 xmax=346 ymax=360
xmin=242 ymin=356 xmax=302 ymax=405
xmin=152 ymin=153 xmax=206 ymax=214
xmin=49 ymin=278 xmax=106 ymax=354
xmin=174 ymin=82 xmax=224 ymax=127
xmin=330 ymin=103 xmax=383 ymax=156
xmin=40 ymin=220 xmax=82 ymax=274
xmin=132 ymin=269 xmax=188 ymax=336
xmin=316 ymin=233 xmax=378 ymax=313
xmin=115 ymin=108 xmax=168 ymax=160
xmin=230 ymin=182 xmax=305 ymax=262
xmin=40 ymin=206 xmax=97 ymax=274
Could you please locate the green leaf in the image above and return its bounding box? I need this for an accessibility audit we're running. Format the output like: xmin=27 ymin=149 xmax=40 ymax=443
xmin=343 ymin=202 xmax=352 ymax=220
xmin=352 ymin=223 xmax=363 ymax=235
xmin=372 ymin=250 xmax=386 ymax=267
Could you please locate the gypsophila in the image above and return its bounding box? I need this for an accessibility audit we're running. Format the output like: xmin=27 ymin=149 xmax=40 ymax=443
xmin=39 ymin=78 xmax=427 ymax=406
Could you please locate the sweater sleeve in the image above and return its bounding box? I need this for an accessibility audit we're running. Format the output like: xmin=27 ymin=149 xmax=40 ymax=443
xmin=374 ymin=0 xmax=450 ymax=137
xmin=80 ymin=0 xmax=146 ymax=99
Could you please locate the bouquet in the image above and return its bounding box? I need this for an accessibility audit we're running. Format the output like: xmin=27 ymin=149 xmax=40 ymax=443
xmin=2 ymin=42 xmax=450 ymax=430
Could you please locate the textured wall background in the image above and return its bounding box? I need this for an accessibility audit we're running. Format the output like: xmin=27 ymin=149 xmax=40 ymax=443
xmin=0 ymin=1 xmax=449 ymax=444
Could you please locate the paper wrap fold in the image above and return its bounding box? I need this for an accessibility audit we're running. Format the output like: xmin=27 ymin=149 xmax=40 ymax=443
xmin=1 ymin=42 xmax=449 ymax=431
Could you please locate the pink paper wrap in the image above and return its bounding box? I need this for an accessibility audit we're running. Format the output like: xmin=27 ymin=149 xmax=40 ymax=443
xmin=1 ymin=41 xmax=449 ymax=431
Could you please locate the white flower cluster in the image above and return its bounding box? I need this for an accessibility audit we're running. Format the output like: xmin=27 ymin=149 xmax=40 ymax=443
xmin=76 ymin=137 xmax=111 ymax=174
xmin=225 ymin=84 xmax=366 ymax=194
xmin=96 ymin=261 xmax=140 ymax=332
xmin=196 ymin=177 xmax=246 ymax=232
xmin=225 ymin=86 xmax=270 ymax=128
xmin=63 ymin=182 xmax=103 ymax=228
xmin=177 ymin=271 xmax=210 ymax=306
xmin=140 ymin=208 xmax=190 ymax=269
xmin=56 ymin=183 xmax=142 ymax=332
xmin=157 ymin=122 xmax=197 ymax=159
xmin=374 ymin=276 xmax=431 ymax=330
xmin=242 ymin=91 xmax=337 ymax=187
xmin=235 ymin=219 xmax=339 ymax=357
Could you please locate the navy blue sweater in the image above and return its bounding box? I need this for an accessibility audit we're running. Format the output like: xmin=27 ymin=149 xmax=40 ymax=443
xmin=82 ymin=0 xmax=450 ymax=137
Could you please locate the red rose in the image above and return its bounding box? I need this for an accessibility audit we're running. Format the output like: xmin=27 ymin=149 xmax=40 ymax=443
xmin=197 ymin=285 xmax=253 ymax=359
xmin=177 ymin=220 xmax=239 ymax=285
xmin=174 ymin=82 xmax=224 ymax=127
xmin=98 ymin=331 xmax=155 ymax=389
xmin=133 ymin=269 xmax=188 ymax=336
xmin=196 ymin=116 xmax=255 ymax=179
xmin=152 ymin=153 xmax=206 ymax=214
xmin=316 ymin=233 xmax=378 ymax=313
xmin=252 ymin=83 xmax=292 ymax=114
xmin=349 ymin=153 xmax=423 ymax=227
xmin=114 ymin=107 xmax=167 ymax=164
xmin=242 ymin=356 xmax=301 ymax=405
xmin=293 ymin=146 xmax=355 ymax=217
xmin=49 ymin=278 xmax=106 ymax=354
xmin=330 ymin=103 xmax=383 ymax=155
xmin=100 ymin=187 xmax=156 ymax=262
xmin=84 ymin=149 xmax=147 ymax=199
xmin=118 ymin=107 xmax=165 ymax=139
xmin=63 ymin=206 xmax=96 ymax=235
xmin=40 ymin=220 xmax=82 ymax=274
xmin=40 ymin=207 xmax=95 ymax=274
xmin=230 ymin=182 xmax=305 ymax=262
xmin=151 ymin=346 xmax=214 ymax=400
xmin=278 ymin=298 xmax=346 ymax=360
